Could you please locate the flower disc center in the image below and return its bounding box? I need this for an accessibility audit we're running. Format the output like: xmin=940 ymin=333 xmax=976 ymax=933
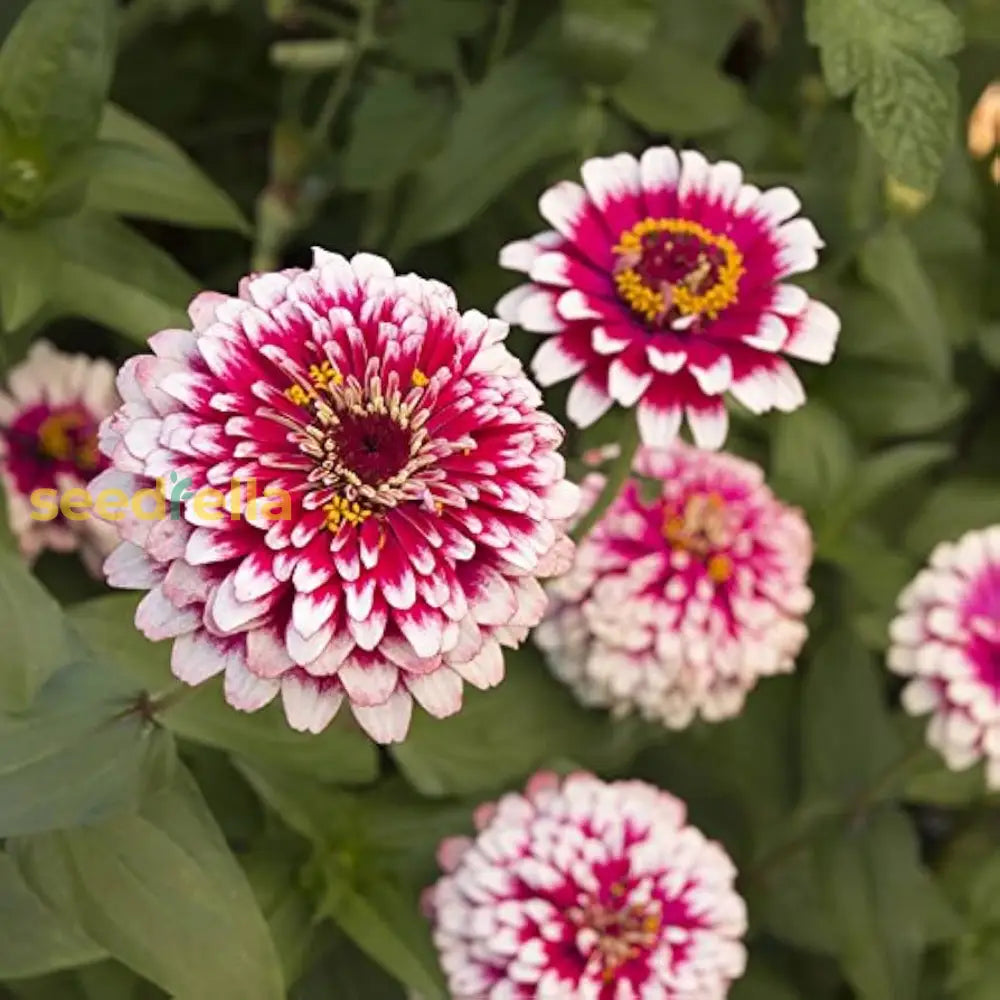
xmin=569 ymin=891 xmax=662 ymax=982
xmin=663 ymin=491 xmax=735 ymax=582
xmin=613 ymin=218 xmax=744 ymax=327
xmin=333 ymin=411 xmax=412 ymax=486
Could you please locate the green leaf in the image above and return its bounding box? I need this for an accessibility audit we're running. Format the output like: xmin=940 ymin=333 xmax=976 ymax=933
xmin=83 ymin=109 xmax=249 ymax=232
xmin=383 ymin=0 xmax=488 ymax=74
xmin=318 ymin=867 xmax=447 ymax=1000
xmin=857 ymin=224 xmax=951 ymax=379
xmin=342 ymin=74 xmax=450 ymax=193
xmin=392 ymin=648 xmax=645 ymax=797
xmin=805 ymin=0 xmax=963 ymax=193
xmin=768 ymin=401 xmax=856 ymax=520
xmin=815 ymin=806 xmax=959 ymax=1000
xmin=69 ymin=595 xmax=378 ymax=785
xmin=392 ymin=54 xmax=583 ymax=252
xmin=904 ymin=478 xmax=1000 ymax=557
xmin=290 ymin=930 xmax=407 ymax=1000
xmin=0 ymin=0 xmax=116 ymax=156
xmin=561 ymin=0 xmax=657 ymax=84
xmin=10 ymin=767 xmax=285 ymax=1000
xmin=0 ymin=659 xmax=175 ymax=837
xmin=48 ymin=212 xmax=195 ymax=340
xmin=730 ymin=959 xmax=803 ymax=1000
xmin=0 ymin=851 xmax=104 ymax=979
xmin=801 ymin=629 xmax=902 ymax=803
xmin=0 ymin=223 xmax=56 ymax=330
xmin=819 ymin=360 xmax=967 ymax=438
xmin=0 ymin=549 xmax=73 ymax=710
xmin=841 ymin=443 xmax=953 ymax=520
xmin=611 ymin=41 xmax=744 ymax=135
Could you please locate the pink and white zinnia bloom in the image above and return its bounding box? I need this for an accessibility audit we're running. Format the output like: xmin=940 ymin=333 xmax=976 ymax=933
xmin=0 ymin=341 xmax=118 ymax=575
xmin=535 ymin=443 xmax=813 ymax=728
xmin=426 ymin=771 xmax=747 ymax=999
xmin=889 ymin=526 xmax=1000 ymax=787
xmin=497 ymin=147 xmax=840 ymax=449
xmin=93 ymin=250 xmax=577 ymax=742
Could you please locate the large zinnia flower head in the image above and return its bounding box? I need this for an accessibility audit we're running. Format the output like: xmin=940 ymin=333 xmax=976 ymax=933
xmin=0 ymin=340 xmax=118 ymax=575
xmin=497 ymin=147 xmax=840 ymax=449
xmin=425 ymin=770 xmax=747 ymax=999
xmin=93 ymin=250 xmax=578 ymax=742
xmin=889 ymin=526 xmax=1000 ymax=787
xmin=535 ymin=442 xmax=813 ymax=728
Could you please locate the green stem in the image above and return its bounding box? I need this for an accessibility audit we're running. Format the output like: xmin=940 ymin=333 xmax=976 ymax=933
xmin=571 ymin=415 xmax=640 ymax=544
xmin=308 ymin=0 xmax=376 ymax=147
xmin=487 ymin=0 xmax=518 ymax=69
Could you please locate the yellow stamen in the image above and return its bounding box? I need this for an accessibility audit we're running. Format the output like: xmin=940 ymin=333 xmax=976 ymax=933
xmin=613 ymin=217 xmax=744 ymax=323
xmin=324 ymin=495 xmax=372 ymax=532
xmin=411 ymin=368 xmax=429 ymax=388
xmin=285 ymin=360 xmax=343 ymax=405
xmin=38 ymin=412 xmax=88 ymax=463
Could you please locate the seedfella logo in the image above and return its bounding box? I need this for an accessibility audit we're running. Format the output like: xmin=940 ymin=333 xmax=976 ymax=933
xmin=166 ymin=471 xmax=193 ymax=520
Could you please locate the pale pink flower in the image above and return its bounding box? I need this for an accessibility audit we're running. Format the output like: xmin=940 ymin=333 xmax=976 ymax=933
xmin=93 ymin=250 xmax=577 ymax=742
xmin=0 ymin=341 xmax=118 ymax=575
xmin=497 ymin=147 xmax=839 ymax=449
xmin=889 ymin=526 xmax=1000 ymax=787
xmin=425 ymin=770 xmax=747 ymax=999
xmin=535 ymin=443 xmax=813 ymax=728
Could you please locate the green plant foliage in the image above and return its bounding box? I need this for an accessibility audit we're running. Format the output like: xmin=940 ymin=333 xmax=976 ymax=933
xmin=0 ymin=0 xmax=998 ymax=997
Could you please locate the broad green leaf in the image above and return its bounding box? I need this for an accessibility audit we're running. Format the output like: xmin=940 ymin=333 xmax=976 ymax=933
xmin=768 ymin=401 xmax=856 ymax=520
xmin=83 ymin=125 xmax=250 ymax=232
xmin=392 ymin=54 xmax=583 ymax=252
xmin=383 ymin=0 xmax=488 ymax=74
xmin=392 ymin=648 xmax=646 ymax=797
xmin=48 ymin=212 xmax=195 ymax=340
xmin=818 ymin=360 xmax=967 ymax=438
xmin=857 ymin=224 xmax=951 ymax=379
xmin=0 ymin=659 xmax=175 ymax=837
xmin=962 ymin=0 xmax=1000 ymax=45
xmin=904 ymin=478 xmax=1000 ymax=557
xmin=291 ymin=930 xmax=407 ymax=1000
xmin=69 ymin=595 xmax=378 ymax=784
xmin=0 ymin=0 xmax=115 ymax=156
xmin=805 ymin=0 xmax=963 ymax=194
xmin=801 ymin=629 xmax=902 ymax=803
xmin=841 ymin=443 xmax=953 ymax=520
xmin=10 ymin=768 xmax=285 ymax=1000
xmin=318 ymin=866 xmax=447 ymax=1000
xmin=611 ymin=41 xmax=744 ymax=135
xmin=342 ymin=74 xmax=450 ymax=192
xmin=0 ymin=223 xmax=56 ymax=330
xmin=561 ymin=0 xmax=657 ymax=84
xmin=0 ymin=851 xmax=104 ymax=978
xmin=0 ymin=549 xmax=74 ymax=709
xmin=815 ymin=806 xmax=960 ymax=1000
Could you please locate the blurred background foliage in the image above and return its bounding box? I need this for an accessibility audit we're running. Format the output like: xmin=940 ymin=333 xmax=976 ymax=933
xmin=0 ymin=0 xmax=999 ymax=998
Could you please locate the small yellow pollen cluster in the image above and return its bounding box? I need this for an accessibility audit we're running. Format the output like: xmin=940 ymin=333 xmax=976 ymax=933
xmin=324 ymin=495 xmax=372 ymax=532
xmin=285 ymin=360 xmax=343 ymax=406
xmin=37 ymin=412 xmax=99 ymax=470
xmin=411 ymin=368 xmax=429 ymax=388
xmin=663 ymin=491 xmax=734 ymax=583
xmin=613 ymin=217 xmax=744 ymax=324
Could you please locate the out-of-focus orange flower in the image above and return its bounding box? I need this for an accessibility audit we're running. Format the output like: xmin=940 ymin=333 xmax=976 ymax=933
xmin=968 ymin=82 xmax=1000 ymax=183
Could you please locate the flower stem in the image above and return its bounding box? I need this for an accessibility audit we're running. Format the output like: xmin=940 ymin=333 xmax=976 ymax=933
xmin=571 ymin=415 xmax=640 ymax=544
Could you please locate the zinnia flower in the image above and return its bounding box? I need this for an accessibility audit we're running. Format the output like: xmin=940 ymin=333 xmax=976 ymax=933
xmin=0 ymin=340 xmax=117 ymax=575
xmin=425 ymin=770 xmax=747 ymax=999
xmin=497 ymin=147 xmax=840 ymax=449
xmin=535 ymin=443 xmax=813 ymax=728
xmin=93 ymin=250 xmax=578 ymax=742
xmin=888 ymin=526 xmax=1000 ymax=787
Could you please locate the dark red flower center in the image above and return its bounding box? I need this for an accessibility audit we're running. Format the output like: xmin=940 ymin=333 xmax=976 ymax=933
xmin=613 ymin=218 xmax=744 ymax=327
xmin=2 ymin=402 xmax=102 ymax=494
xmin=333 ymin=411 xmax=413 ymax=486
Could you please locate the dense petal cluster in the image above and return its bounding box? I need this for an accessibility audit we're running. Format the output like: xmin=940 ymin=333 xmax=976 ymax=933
xmin=94 ymin=250 xmax=577 ymax=742
xmin=0 ymin=341 xmax=117 ymax=574
xmin=889 ymin=526 xmax=1000 ymax=787
xmin=497 ymin=147 xmax=839 ymax=450
xmin=535 ymin=443 xmax=813 ymax=727
xmin=425 ymin=771 xmax=747 ymax=999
